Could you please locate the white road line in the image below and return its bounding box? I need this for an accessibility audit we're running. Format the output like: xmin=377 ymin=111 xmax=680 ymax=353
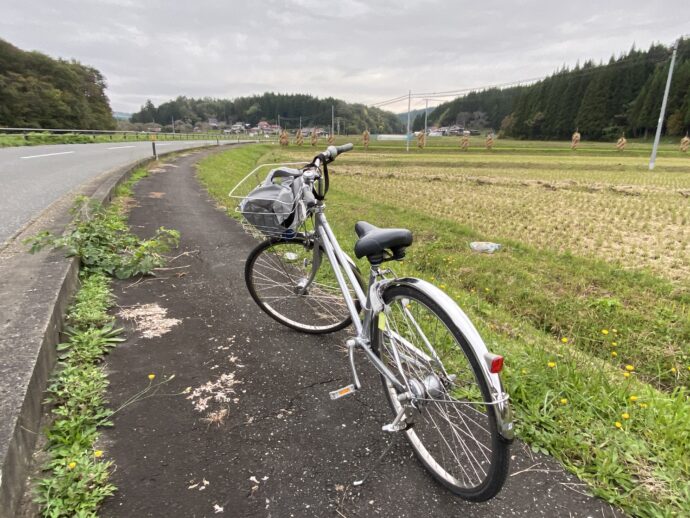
xmin=20 ymin=151 xmax=75 ymax=159
xmin=107 ymin=145 xmax=136 ymax=150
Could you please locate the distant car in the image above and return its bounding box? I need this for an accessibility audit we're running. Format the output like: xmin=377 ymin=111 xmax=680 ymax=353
xmin=469 ymin=129 xmax=481 ymax=136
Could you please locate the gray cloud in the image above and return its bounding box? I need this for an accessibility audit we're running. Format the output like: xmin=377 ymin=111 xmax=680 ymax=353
xmin=2 ymin=0 xmax=688 ymax=113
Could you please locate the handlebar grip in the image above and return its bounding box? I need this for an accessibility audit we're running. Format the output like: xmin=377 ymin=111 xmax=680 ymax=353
xmin=325 ymin=142 xmax=354 ymax=161
xmin=336 ymin=143 xmax=354 ymax=154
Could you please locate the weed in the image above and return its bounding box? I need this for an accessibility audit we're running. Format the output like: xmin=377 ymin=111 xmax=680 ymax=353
xmin=25 ymin=195 xmax=179 ymax=278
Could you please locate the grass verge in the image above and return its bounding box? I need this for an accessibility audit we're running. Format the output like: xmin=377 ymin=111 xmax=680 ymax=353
xmin=28 ymin=164 xmax=179 ymax=516
xmin=197 ymin=144 xmax=690 ymax=517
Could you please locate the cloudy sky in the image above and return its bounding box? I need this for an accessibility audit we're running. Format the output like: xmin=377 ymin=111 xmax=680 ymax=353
xmin=2 ymin=0 xmax=689 ymax=114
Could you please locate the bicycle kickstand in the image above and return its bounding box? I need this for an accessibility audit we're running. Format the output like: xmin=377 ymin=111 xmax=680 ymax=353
xmin=353 ymin=434 xmax=399 ymax=487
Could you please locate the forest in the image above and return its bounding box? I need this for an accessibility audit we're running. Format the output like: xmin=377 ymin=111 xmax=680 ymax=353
xmin=417 ymin=39 xmax=690 ymax=140
xmin=0 ymin=38 xmax=115 ymax=130
xmin=130 ymin=93 xmax=403 ymax=134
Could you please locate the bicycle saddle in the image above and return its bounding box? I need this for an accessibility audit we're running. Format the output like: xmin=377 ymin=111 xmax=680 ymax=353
xmin=353 ymin=221 xmax=413 ymax=264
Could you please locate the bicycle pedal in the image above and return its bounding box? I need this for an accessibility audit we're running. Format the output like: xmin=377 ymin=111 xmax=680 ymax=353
xmin=382 ymin=421 xmax=408 ymax=433
xmin=329 ymin=384 xmax=356 ymax=400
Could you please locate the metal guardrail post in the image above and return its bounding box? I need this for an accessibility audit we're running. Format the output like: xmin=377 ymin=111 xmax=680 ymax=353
xmin=152 ymin=141 xmax=157 ymax=159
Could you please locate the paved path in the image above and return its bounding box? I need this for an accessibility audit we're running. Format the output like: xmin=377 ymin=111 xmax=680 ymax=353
xmin=100 ymin=149 xmax=624 ymax=517
xmin=0 ymin=139 xmax=241 ymax=245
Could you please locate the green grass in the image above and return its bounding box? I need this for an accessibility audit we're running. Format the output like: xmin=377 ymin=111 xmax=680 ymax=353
xmin=196 ymin=143 xmax=690 ymax=517
xmin=35 ymin=272 xmax=120 ymax=517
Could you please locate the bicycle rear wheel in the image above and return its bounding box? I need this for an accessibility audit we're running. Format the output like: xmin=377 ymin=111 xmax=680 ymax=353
xmin=374 ymin=284 xmax=510 ymax=500
xmin=245 ymin=237 xmax=362 ymax=334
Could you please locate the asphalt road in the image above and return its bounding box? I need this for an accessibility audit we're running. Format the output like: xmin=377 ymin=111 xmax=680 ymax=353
xmin=0 ymin=139 xmax=241 ymax=246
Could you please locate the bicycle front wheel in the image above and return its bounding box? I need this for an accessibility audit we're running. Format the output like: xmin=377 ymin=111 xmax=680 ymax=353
xmin=245 ymin=238 xmax=361 ymax=334
xmin=374 ymin=283 xmax=510 ymax=500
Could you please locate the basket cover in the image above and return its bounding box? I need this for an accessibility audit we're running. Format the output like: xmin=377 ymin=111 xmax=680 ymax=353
xmin=239 ymin=168 xmax=305 ymax=235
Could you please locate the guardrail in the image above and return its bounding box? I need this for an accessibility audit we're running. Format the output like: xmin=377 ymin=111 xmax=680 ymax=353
xmin=0 ymin=127 xmax=261 ymax=144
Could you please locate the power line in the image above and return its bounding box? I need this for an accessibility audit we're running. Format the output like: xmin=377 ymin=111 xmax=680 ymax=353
xmin=368 ymin=48 xmax=675 ymax=109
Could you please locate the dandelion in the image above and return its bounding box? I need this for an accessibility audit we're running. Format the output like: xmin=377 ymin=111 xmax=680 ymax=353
xmin=622 ymin=412 xmax=630 ymax=420
xmin=148 ymin=373 xmax=156 ymax=380
xmin=601 ymin=329 xmax=609 ymax=335
xmin=440 ymin=284 xmax=446 ymax=290
xmin=611 ymin=342 xmax=617 ymax=347
xmin=611 ymin=351 xmax=617 ymax=358
xmin=67 ymin=461 xmax=77 ymax=470
xmin=561 ymin=337 xmax=569 ymax=344
xmin=520 ymin=369 xmax=527 ymax=375
xmin=94 ymin=450 xmax=104 ymax=458
xmin=547 ymin=361 xmax=556 ymax=368
xmin=625 ymin=365 xmax=635 ymax=372
xmin=670 ymin=367 xmax=677 ymax=374
xmin=623 ymin=372 xmax=630 ymax=378
xmin=560 ymin=398 xmax=568 ymax=405
xmin=629 ymin=395 xmax=638 ymax=402
xmin=614 ymin=421 xmax=622 ymax=429
xmin=639 ymin=403 xmax=648 ymax=409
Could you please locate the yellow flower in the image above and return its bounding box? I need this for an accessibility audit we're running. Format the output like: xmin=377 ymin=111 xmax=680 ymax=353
xmin=484 ymin=288 xmax=489 ymax=292
xmin=611 ymin=351 xmax=617 ymax=358
xmin=560 ymin=398 xmax=568 ymax=405
xmin=611 ymin=342 xmax=617 ymax=347
xmin=561 ymin=337 xmax=569 ymax=344
xmin=440 ymin=284 xmax=446 ymax=289
xmin=639 ymin=403 xmax=648 ymax=409
xmin=67 ymin=461 xmax=76 ymax=470
xmin=148 ymin=373 xmax=156 ymax=380
xmin=547 ymin=361 xmax=556 ymax=368
xmin=94 ymin=450 xmax=104 ymax=458
xmin=614 ymin=421 xmax=622 ymax=429
xmin=622 ymin=412 xmax=630 ymax=420
xmin=629 ymin=395 xmax=638 ymax=402
xmin=670 ymin=367 xmax=677 ymax=374
xmin=623 ymin=372 xmax=630 ymax=378
xmin=521 ymin=369 xmax=528 ymax=375
xmin=601 ymin=329 xmax=609 ymax=335
xmin=625 ymin=365 xmax=634 ymax=372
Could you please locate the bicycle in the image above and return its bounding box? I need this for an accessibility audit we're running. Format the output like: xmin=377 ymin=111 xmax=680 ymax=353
xmin=231 ymin=144 xmax=514 ymax=500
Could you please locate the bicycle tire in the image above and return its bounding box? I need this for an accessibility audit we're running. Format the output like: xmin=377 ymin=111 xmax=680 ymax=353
xmin=374 ymin=284 xmax=510 ymax=500
xmin=245 ymin=237 xmax=363 ymax=334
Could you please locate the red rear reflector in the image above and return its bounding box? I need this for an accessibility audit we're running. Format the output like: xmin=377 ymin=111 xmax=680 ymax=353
xmin=489 ymin=356 xmax=504 ymax=373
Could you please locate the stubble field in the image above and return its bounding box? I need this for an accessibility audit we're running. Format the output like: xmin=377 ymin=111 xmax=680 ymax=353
xmin=198 ymin=138 xmax=690 ymax=517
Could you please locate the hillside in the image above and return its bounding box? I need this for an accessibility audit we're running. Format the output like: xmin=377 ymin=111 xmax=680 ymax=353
xmin=418 ymin=39 xmax=690 ymax=140
xmin=130 ymin=93 xmax=403 ymax=134
xmin=0 ymin=38 xmax=115 ymax=129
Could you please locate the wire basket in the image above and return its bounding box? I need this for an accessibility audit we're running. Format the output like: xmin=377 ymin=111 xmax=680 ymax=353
xmin=230 ymin=162 xmax=312 ymax=239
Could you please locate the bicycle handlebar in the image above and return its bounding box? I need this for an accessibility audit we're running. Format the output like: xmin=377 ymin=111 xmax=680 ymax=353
xmin=323 ymin=143 xmax=354 ymax=161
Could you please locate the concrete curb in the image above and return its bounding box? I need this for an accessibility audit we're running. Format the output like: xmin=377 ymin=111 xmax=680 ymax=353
xmin=0 ymin=142 xmax=243 ymax=517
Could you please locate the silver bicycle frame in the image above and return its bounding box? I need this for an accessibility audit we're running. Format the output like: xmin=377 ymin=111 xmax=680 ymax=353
xmin=308 ymin=204 xmax=514 ymax=441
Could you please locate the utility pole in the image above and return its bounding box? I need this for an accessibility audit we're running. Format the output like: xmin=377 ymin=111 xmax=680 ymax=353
xmin=171 ymin=116 xmax=175 ymax=135
xmin=424 ymin=99 xmax=429 ymax=138
xmin=406 ymin=90 xmax=411 ymax=152
xmin=299 ymin=116 xmax=302 ymax=135
xmin=649 ymin=40 xmax=678 ymax=170
xmin=331 ymin=105 xmax=335 ymax=139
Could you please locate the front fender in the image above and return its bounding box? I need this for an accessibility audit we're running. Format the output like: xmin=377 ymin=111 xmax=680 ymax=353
xmin=375 ymin=277 xmax=514 ymax=441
